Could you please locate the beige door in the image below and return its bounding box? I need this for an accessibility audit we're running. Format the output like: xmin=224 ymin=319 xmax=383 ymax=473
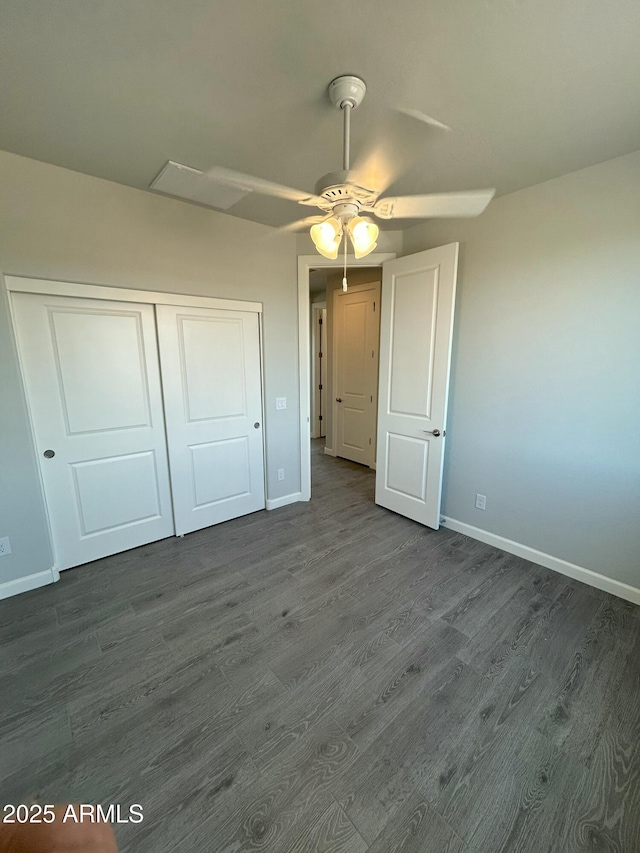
xmin=333 ymin=281 xmax=381 ymax=466
xmin=376 ymin=244 xmax=459 ymax=528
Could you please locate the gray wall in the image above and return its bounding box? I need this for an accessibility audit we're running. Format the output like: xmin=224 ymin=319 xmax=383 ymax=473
xmin=0 ymin=150 xmax=298 ymax=587
xmin=404 ymin=150 xmax=640 ymax=587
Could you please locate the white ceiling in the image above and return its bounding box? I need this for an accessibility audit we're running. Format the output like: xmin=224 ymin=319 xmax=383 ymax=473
xmin=1 ymin=1 xmax=639 ymax=229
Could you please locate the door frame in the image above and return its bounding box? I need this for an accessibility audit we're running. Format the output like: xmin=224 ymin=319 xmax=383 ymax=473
xmin=6 ymin=274 xmax=265 ymax=571
xmin=297 ymin=254 xmax=395 ymax=501
xmin=310 ymin=302 xmax=326 ymax=440
xmin=5 ymin=275 xmax=262 ymax=314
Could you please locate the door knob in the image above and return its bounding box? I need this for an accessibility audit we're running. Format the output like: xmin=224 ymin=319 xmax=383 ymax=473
xmin=422 ymin=429 xmax=444 ymax=437
xmin=43 ymin=449 xmax=55 ymax=458
xmin=254 ymin=422 xmax=260 ymax=429
xmin=336 ymin=398 xmax=343 ymax=403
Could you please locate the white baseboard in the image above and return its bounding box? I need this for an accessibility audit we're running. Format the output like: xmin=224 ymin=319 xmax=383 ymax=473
xmin=0 ymin=567 xmax=59 ymax=601
xmin=323 ymin=447 xmax=337 ymax=457
xmin=266 ymin=492 xmax=303 ymax=511
xmin=440 ymin=516 xmax=640 ymax=606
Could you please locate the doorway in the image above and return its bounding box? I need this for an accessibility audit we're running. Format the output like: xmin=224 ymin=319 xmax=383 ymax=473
xmin=298 ymin=245 xmax=460 ymax=531
xmin=299 ymin=254 xmax=395 ymax=499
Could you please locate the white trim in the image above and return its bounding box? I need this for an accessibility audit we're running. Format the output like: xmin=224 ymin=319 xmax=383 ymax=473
xmin=0 ymin=567 xmax=59 ymax=601
xmin=310 ymin=304 xmax=326 ymax=440
xmin=298 ymin=253 xmax=395 ymax=502
xmin=266 ymin=492 xmax=302 ymax=511
xmin=4 ymin=275 xmax=262 ymax=314
xmin=323 ymin=446 xmax=337 ymax=457
xmin=441 ymin=516 xmax=640 ymax=605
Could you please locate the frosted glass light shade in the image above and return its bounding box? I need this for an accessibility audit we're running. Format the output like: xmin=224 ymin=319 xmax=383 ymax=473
xmin=310 ymin=217 xmax=343 ymax=259
xmin=347 ymin=217 xmax=379 ymax=259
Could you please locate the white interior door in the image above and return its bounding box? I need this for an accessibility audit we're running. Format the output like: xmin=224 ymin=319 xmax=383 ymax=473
xmin=11 ymin=293 xmax=175 ymax=570
xmin=376 ymin=243 xmax=459 ymax=528
xmin=156 ymin=305 xmax=265 ymax=535
xmin=334 ymin=282 xmax=380 ymax=466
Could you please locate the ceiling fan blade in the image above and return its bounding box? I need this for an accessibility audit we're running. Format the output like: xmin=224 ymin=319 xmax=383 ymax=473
xmin=278 ymin=215 xmax=327 ymax=233
xmin=396 ymin=107 xmax=452 ymax=132
xmin=350 ymin=105 xmax=450 ymax=197
xmin=374 ymin=189 xmax=496 ymax=220
xmin=205 ymin=166 xmax=323 ymax=207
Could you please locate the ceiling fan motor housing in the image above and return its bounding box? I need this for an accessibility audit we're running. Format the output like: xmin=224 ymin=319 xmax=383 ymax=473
xmin=315 ymin=170 xmax=378 ymax=214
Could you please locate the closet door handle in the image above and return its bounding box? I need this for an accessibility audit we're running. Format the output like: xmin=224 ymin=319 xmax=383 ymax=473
xmin=43 ymin=449 xmax=55 ymax=458
xmin=336 ymin=398 xmax=343 ymax=403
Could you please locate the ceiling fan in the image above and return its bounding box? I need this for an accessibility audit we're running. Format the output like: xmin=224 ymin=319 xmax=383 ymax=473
xmin=202 ymin=75 xmax=495 ymax=263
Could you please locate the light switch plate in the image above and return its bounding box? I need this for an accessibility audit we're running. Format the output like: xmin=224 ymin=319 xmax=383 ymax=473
xmin=276 ymin=397 xmax=287 ymax=410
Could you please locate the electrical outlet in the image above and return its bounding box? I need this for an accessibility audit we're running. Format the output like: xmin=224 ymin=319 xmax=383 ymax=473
xmin=276 ymin=397 xmax=287 ymax=410
xmin=0 ymin=536 xmax=12 ymax=556
xmin=475 ymin=494 xmax=487 ymax=511
xmin=277 ymin=468 xmax=285 ymax=481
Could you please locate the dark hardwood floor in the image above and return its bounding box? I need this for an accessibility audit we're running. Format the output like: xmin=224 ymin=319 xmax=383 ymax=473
xmin=1 ymin=440 xmax=639 ymax=852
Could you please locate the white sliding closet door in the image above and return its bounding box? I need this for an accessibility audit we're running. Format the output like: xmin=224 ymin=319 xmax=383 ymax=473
xmin=156 ymin=305 xmax=265 ymax=535
xmin=11 ymin=293 xmax=175 ymax=570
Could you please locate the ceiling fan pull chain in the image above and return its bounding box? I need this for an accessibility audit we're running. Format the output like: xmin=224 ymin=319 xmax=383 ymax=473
xmin=343 ymin=227 xmax=348 ymax=292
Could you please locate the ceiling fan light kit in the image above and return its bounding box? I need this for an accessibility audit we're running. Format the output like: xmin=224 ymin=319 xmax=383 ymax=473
xmin=310 ymin=217 xmax=342 ymax=259
xmin=310 ymin=211 xmax=379 ymax=261
xmin=347 ymin=216 xmax=379 ymax=259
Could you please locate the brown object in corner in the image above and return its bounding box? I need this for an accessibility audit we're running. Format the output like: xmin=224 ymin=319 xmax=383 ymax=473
xmin=0 ymin=804 xmax=118 ymax=852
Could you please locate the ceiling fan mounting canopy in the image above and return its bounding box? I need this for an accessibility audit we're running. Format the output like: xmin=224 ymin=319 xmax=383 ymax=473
xmin=328 ymin=75 xmax=367 ymax=110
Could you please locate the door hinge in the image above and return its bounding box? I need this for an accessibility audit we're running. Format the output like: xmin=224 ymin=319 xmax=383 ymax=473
xmin=319 ymin=384 xmax=323 ymax=390
xmin=373 ymin=301 xmax=376 ymax=311
xmin=319 ymin=351 xmax=323 ymax=358
xmin=369 ymin=438 xmax=372 ymax=445
xmin=319 ymin=318 xmax=323 ymax=325
xmin=319 ymin=415 xmax=323 ymax=421
xmin=370 ymin=395 xmax=373 ymax=403
xmin=371 ymin=350 xmax=375 ymax=358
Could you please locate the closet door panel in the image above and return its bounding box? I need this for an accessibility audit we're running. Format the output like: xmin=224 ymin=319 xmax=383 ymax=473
xmin=156 ymin=305 xmax=265 ymax=535
xmin=11 ymin=293 xmax=175 ymax=570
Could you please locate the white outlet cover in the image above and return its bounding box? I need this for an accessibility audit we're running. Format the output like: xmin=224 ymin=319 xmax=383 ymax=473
xmin=0 ymin=536 xmax=11 ymax=556
xmin=276 ymin=397 xmax=287 ymax=410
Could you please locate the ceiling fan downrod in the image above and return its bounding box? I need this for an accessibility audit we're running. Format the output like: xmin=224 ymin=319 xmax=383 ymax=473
xmin=342 ymin=101 xmax=351 ymax=171
xmin=328 ymin=74 xmax=366 ymax=173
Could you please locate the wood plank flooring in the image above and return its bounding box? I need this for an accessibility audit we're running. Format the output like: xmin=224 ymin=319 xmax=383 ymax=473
xmin=1 ymin=439 xmax=639 ymax=852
